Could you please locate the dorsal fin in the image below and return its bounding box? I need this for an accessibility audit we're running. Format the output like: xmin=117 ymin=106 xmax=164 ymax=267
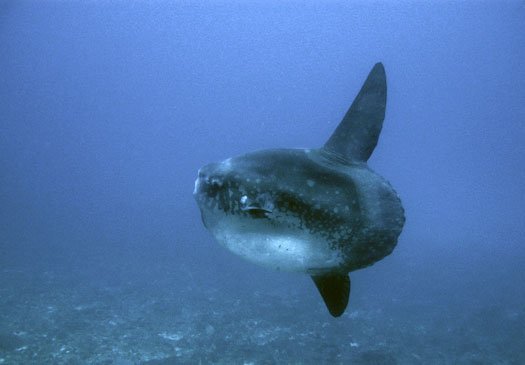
xmin=323 ymin=63 xmax=387 ymax=163
xmin=312 ymin=273 xmax=351 ymax=317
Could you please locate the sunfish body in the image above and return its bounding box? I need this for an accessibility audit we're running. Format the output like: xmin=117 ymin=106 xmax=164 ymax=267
xmin=194 ymin=63 xmax=405 ymax=317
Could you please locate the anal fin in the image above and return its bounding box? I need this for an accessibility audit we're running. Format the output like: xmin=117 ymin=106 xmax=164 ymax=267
xmin=312 ymin=273 xmax=350 ymax=317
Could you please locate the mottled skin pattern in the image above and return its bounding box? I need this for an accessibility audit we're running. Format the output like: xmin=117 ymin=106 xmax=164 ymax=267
xmin=194 ymin=63 xmax=404 ymax=316
xmin=194 ymin=148 xmax=404 ymax=274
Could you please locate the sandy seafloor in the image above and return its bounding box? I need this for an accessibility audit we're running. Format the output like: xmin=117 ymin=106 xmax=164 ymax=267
xmin=1 ymin=254 xmax=523 ymax=365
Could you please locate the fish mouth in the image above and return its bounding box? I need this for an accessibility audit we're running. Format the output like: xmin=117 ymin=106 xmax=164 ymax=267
xmin=193 ymin=177 xmax=201 ymax=196
xmin=193 ymin=176 xmax=208 ymax=203
xmin=193 ymin=167 xmax=229 ymax=218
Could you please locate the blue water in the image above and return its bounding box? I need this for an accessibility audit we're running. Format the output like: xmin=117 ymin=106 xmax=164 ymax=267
xmin=1 ymin=1 xmax=524 ymax=364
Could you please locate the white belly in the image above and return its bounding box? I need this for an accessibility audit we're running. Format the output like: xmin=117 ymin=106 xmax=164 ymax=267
xmin=210 ymin=218 xmax=343 ymax=273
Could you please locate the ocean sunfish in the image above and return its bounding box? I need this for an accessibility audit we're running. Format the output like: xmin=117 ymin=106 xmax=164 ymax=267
xmin=193 ymin=63 xmax=405 ymax=317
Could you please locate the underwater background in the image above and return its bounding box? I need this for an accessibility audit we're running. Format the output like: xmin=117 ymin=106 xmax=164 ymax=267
xmin=1 ymin=1 xmax=524 ymax=364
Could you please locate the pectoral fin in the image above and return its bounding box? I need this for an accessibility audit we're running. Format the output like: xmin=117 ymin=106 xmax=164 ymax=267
xmin=242 ymin=206 xmax=272 ymax=219
xmin=312 ymin=273 xmax=350 ymax=317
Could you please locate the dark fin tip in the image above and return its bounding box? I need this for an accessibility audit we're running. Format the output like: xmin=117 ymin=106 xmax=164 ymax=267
xmin=312 ymin=273 xmax=350 ymax=317
xmin=323 ymin=62 xmax=387 ymax=163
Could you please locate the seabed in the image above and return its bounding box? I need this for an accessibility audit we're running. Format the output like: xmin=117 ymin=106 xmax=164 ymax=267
xmin=0 ymin=265 xmax=523 ymax=365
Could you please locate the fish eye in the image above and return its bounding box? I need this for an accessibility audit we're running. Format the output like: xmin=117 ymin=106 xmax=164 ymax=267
xmin=240 ymin=195 xmax=248 ymax=205
xmin=240 ymin=193 xmax=274 ymax=212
